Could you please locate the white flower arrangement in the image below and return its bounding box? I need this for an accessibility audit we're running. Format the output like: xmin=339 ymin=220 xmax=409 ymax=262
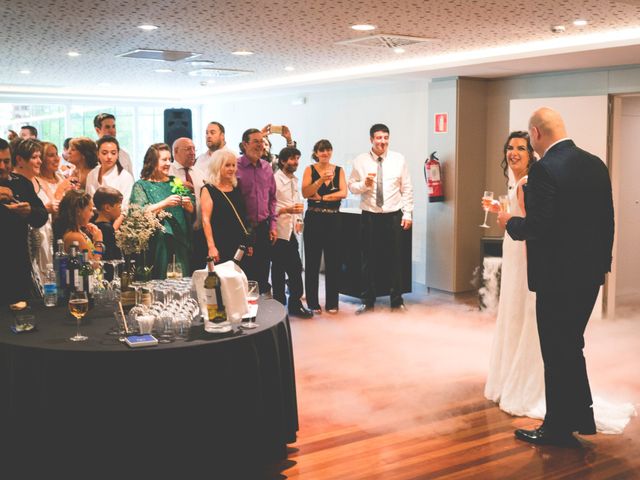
xmin=115 ymin=205 xmax=171 ymax=255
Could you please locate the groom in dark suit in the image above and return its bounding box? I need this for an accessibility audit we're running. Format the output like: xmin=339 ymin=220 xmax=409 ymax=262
xmin=497 ymin=107 xmax=614 ymax=446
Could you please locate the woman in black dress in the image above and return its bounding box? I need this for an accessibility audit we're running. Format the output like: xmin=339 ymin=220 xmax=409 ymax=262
xmin=201 ymin=150 xmax=249 ymax=263
xmin=301 ymin=139 xmax=347 ymax=314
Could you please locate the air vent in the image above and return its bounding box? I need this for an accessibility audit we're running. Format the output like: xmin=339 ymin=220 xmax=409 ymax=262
xmin=187 ymin=68 xmax=253 ymax=78
xmin=117 ymin=49 xmax=202 ymax=62
xmin=336 ymin=34 xmax=435 ymax=49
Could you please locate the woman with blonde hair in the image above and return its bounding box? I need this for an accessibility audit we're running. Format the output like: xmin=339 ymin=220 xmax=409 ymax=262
xmin=201 ymin=149 xmax=250 ymax=264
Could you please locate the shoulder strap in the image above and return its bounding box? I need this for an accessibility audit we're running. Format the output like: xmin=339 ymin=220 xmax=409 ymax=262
xmin=219 ymin=189 xmax=249 ymax=236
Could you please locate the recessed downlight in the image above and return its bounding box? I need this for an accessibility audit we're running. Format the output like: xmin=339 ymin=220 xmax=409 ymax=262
xmin=573 ymin=19 xmax=588 ymax=27
xmin=284 ymin=66 xmax=295 ymax=72
xmin=231 ymin=50 xmax=254 ymax=56
xmin=154 ymin=68 xmax=173 ymax=73
xmin=137 ymin=24 xmax=158 ymax=31
xmin=351 ymin=24 xmax=376 ymax=31
xmin=19 ymin=69 xmax=31 ymax=74
xmin=67 ymin=51 xmax=80 ymax=57
xmin=393 ymin=47 xmax=405 ymax=54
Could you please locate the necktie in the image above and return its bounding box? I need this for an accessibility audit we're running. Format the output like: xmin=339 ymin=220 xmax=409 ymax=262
xmin=183 ymin=167 xmax=194 ymax=191
xmin=376 ymin=157 xmax=384 ymax=207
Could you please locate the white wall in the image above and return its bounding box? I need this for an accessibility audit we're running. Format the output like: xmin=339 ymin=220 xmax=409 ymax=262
xmin=200 ymin=79 xmax=430 ymax=284
xmin=616 ymin=96 xmax=640 ymax=305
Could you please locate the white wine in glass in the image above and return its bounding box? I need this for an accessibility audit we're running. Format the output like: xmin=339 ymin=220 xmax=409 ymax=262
xmin=479 ymin=190 xmax=494 ymax=228
xmin=69 ymin=291 xmax=89 ymax=341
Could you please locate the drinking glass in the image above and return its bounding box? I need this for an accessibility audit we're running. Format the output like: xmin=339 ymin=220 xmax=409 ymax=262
xmin=498 ymin=195 xmax=510 ymax=213
xmin=68 ymin=291 xmax=89 ymax=342
xmin=479 ymin=190 xmax=494 ymax=228
xmin=166 ymin=262 xmax=183 ymax=280
xmin=242 ymin=280 xmax=259 ymax=329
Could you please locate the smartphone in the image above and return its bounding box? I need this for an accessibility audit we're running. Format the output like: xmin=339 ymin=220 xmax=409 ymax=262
xmin=270 ymin=125 xmax=283 ymax=135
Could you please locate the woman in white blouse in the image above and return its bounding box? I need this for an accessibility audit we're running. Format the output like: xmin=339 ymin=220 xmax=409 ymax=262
xmin=85 ymin=135 xmax=134 ymax=216
xmin=35 ymin=141 xmax=74 ymax=279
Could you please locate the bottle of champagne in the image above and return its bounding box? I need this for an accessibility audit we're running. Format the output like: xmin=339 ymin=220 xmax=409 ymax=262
xmin=67 ymin=242 xmax=82 ymax=295
xmin=203 ymin=256 xmax=227 ymax=332
xmin=53 ymin=239 xmax=68 ymax=302
xmin=80 ymin=250 xmax=95 ymax=307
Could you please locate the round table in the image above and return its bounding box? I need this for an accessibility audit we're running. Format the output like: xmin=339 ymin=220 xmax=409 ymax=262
xmin=0 ymin=298 xmax=298 ymax=472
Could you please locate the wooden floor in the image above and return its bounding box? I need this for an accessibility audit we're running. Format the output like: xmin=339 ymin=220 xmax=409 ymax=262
xmin=262 ymin=288 xmax=640 ymax=479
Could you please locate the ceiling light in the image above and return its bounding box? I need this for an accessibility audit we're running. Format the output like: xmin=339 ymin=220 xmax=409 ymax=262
xmin=573 ymin=19 xmax=588 ymax=27
xmin=137 ymin=24 xmax=158 ymax=31
xmin=189 ymin=60 xmax=216 ymax=66
xmin=67 ymin=51 xmax=80 ymax=57
xmin=231 ymin=50 xmax=254 ymax=56
xmin=550 ymin=25 xmax=566 ymax=34
xmin=154 ymin=68 xmax=173 ymax=73
xmin=284 ymin=66 xmax=295 ymax=72
xmin=393 ymin=47 xmax=406 ymax=54
xmin=19 ymin=69 xmax=31 ymax=74
xmin=351 ymin=24 xmax=376 ymax=31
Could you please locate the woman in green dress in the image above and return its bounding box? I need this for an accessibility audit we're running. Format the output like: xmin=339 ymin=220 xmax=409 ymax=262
xmin=129 ymin=143 xmax=195 ymax=279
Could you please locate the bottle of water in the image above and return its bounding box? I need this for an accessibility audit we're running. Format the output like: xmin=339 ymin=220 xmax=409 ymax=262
xmin=43 ymin=264 xmax=58 ymax=307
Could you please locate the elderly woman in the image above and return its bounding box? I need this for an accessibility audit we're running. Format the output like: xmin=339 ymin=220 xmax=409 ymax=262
xmin=201 ymin=149 xmax=250 ymax=264
xmin=301 ymin=139 xmax=347 ymax=314
xmin=129 ymin=143 xmax=194 ymax=279
xmin=85 ymin=135 xmax=134 ymax=212
xmin=67 ymin=137 xmax=99 ymax=190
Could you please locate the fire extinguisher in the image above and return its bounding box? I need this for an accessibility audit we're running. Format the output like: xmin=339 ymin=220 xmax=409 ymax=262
xmin=424 ymin=151 xmax=444 ymax=202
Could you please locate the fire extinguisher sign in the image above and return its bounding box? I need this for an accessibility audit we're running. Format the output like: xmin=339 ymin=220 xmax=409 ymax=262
xmin=434 ymin=113 xmax=448 ymax=134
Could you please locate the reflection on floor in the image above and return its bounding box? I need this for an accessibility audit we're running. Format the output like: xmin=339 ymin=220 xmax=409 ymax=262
xmin=269 ymin=281 xmax=640 ymax=479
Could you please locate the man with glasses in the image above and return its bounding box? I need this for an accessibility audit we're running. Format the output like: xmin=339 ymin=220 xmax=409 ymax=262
xmin=236 ymin=128 xmax=277 ymax=296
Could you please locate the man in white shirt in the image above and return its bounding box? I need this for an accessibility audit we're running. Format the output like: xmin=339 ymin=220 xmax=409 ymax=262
xmin=348 ymin=123 xmax=414 ymax=314
xmin=195 ymin=121 xmax=236 ymax=176
xmin=93 ymin=113 xmax=134 ymax=176
xmin=169 ymin=137 xmax=207 ymax=272
xmin=272 ymin=147 xmax=313 ymax=318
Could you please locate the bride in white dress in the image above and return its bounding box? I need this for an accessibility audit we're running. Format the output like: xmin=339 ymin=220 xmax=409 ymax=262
xmin=484 ymin=131 xmax=635 ymax=434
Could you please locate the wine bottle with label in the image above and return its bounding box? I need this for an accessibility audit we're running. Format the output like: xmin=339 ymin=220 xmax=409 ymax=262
xmin=67 ymin=241 xmax=82 ymax=295
xmin=203 ymin=256 xmax=227 ymax=332
xmin=232 ymin=244 xmax=246 ymax=266
xmin=53 ymin=239 xmax=68 ymax=302
xmin=80 ymin=250 xmax=95 ymax=308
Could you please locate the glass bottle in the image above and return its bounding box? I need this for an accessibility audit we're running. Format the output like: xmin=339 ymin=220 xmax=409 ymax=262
xmin=67 ymin=241 xmax=82 ymax=295
xmin=203 ymin=256 xmax=227 ymax=332
xmin=53 ymin=239 xmax=68 ymax=301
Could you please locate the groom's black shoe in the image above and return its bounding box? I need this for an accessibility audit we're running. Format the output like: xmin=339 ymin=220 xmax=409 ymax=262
xmin=515 ymin=426 xmax=580 ymax=447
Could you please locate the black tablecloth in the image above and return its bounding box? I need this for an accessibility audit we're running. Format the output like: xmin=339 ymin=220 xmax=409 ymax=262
xmin=0 ymin=299 xmax=298 ymax=471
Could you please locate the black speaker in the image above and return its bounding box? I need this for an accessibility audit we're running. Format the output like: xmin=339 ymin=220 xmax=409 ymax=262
xmin=163 ymin=108 xmax=192 ymax=147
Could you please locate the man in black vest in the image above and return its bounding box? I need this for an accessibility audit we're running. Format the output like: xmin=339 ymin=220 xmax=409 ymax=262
xmin=498 ymin=107 xmax=614 ymax=446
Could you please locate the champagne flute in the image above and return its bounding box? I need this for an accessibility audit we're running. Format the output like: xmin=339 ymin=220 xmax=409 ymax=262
xmin=498 ymin=195 xmax=510 ymax=213
xmin=479 ymin=190 xmax=494 ymax=228
xmin=68 ymin=291 xmax=89 ymax=342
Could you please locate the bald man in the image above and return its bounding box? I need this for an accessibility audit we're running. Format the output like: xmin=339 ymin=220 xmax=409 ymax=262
xmin=498 ymin=107 xmax=614 ymax=446
xmin=169 ymin=137 xmax=207 ymax=272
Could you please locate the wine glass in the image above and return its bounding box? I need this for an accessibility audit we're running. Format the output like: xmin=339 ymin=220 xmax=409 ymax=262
xmin=498 ymin=195 xmax=510 ymax=213
xmin=68 ymin=291 xmax=89 ymax=342
xmin=479 ymin=190 xmax=494 ymax=228
xmin=241 ymin=280 xmax=259 ymax=329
